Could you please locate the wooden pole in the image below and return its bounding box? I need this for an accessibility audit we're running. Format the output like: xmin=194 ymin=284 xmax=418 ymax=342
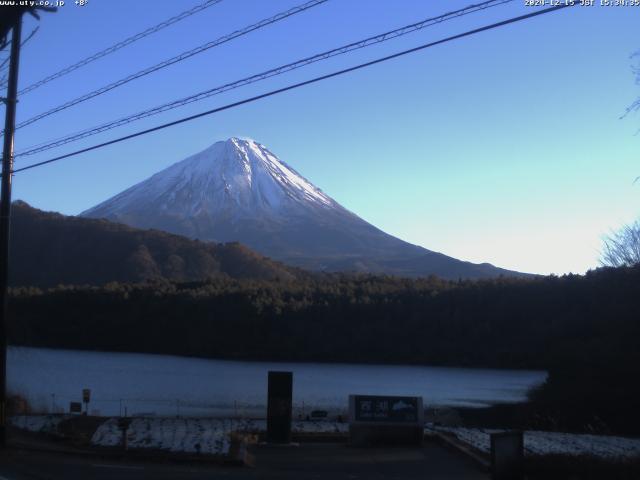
xmin=0 ymin=13 xmax=23 ymax=449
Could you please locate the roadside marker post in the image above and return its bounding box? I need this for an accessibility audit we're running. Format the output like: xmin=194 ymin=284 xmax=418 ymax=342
xmin=82 ymin=388 xmax=91 ymax=415
xmin=490 ymin=430 xmax=524 ymax=480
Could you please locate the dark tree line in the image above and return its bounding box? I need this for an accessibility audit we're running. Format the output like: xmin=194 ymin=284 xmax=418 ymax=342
xmin=7 ymin=265 xmax=640 ymax=433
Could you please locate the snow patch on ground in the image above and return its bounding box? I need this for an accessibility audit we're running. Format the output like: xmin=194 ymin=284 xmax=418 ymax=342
xmin=18 ymin=414 xmax=637 ymax=461
xmin=9 ymin=414 xmax=68 ymax=435
xmin=432 ymin=427 xmax=640 ymax=460
xmin=292 ymin=420 xmax=349 ymax=434
xmin=89 ymin=417 xmax=349 ymax=456
xmin=91 ymin=417 xmax=233 ymax=455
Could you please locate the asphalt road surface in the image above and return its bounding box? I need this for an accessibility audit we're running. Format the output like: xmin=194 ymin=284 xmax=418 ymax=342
xmin=0 ymin=442 xmax=488 ymax=480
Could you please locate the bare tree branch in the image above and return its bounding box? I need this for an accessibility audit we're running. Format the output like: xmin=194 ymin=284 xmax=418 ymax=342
xmin=621 ymin=50 xmax=640 ymax=119
xmin=601 ymin=221 xmax=640 ymax=267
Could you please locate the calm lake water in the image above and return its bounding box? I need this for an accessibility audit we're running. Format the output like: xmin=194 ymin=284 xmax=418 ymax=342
xmin=8 ymin=346 xmax=546 ymax=417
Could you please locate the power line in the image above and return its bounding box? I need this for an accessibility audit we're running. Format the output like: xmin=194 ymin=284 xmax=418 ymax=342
xmin=6 ymin=0 xmax=328 ymax=135
xmin=11 ymin=3 xmax=575 ymax=176
xmin=15 ymin=0 xmax=515 ymax=158
xmin=0 ymin=26 xmax=39 ymax=85
xmin=14 ymin=0 xmax=225 ymax=95
xmin=16 ymin=0 xmax=513 ymax=156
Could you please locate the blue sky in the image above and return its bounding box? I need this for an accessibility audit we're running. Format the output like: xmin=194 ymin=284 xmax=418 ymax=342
xmin=5 ymin=0 xmax=639 ymax=275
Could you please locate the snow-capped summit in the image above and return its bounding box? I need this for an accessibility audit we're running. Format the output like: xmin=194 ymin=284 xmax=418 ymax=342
xmin=84 ymin=137 xmax=335 ymax=221
xmin=82 ymin=138 xmax=526 ymax=279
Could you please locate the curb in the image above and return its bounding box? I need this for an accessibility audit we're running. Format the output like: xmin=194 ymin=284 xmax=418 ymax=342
xmin=431 ymin=431 xmax=491 ymax=472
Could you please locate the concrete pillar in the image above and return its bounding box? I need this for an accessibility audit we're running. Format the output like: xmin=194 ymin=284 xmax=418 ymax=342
xmin=266 ymin=371 xmax=292 ymax=444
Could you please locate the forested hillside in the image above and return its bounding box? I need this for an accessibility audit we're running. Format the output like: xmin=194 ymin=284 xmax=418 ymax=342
xmin=9 ymin=201 xmax=301 ymax=286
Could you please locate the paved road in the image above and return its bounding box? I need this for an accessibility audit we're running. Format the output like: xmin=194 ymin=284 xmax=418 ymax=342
xmin=0 ymin=442 xmax=488 ymax=479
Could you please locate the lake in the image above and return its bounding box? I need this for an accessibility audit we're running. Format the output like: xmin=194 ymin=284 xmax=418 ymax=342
xmin=8 ymin=346 xmax=546 ymax=417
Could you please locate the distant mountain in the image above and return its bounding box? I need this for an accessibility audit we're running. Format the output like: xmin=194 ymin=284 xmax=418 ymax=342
xmin=9 ymin=201 xmax=299 ymax=287
xmin=82 ymin=137 xmax=528 ymax=279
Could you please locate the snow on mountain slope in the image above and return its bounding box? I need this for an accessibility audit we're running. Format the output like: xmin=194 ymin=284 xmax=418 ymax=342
xmin=82 ymin=138 xmax=526 ymax=279
xmin=85 ymin=138 xmax=334 ymax=219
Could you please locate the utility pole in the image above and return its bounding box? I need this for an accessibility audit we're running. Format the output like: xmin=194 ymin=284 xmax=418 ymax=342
xmin=0 ymin=12 xmax=23 ymax=449
xmin=0 ymin=5 xmax=55 ymax=449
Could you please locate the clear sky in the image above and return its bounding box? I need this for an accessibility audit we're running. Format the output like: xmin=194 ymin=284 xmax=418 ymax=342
xmin=4 ymin=0 xmax=639 ymax=275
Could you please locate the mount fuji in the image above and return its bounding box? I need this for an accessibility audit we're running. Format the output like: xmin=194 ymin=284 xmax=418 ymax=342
xmin=81 ymin=138 xmax=524 ymax=279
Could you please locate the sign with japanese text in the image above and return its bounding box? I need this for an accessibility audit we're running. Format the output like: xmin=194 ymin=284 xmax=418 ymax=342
xmin=350 ymin=395 xmax=422 ymax=424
